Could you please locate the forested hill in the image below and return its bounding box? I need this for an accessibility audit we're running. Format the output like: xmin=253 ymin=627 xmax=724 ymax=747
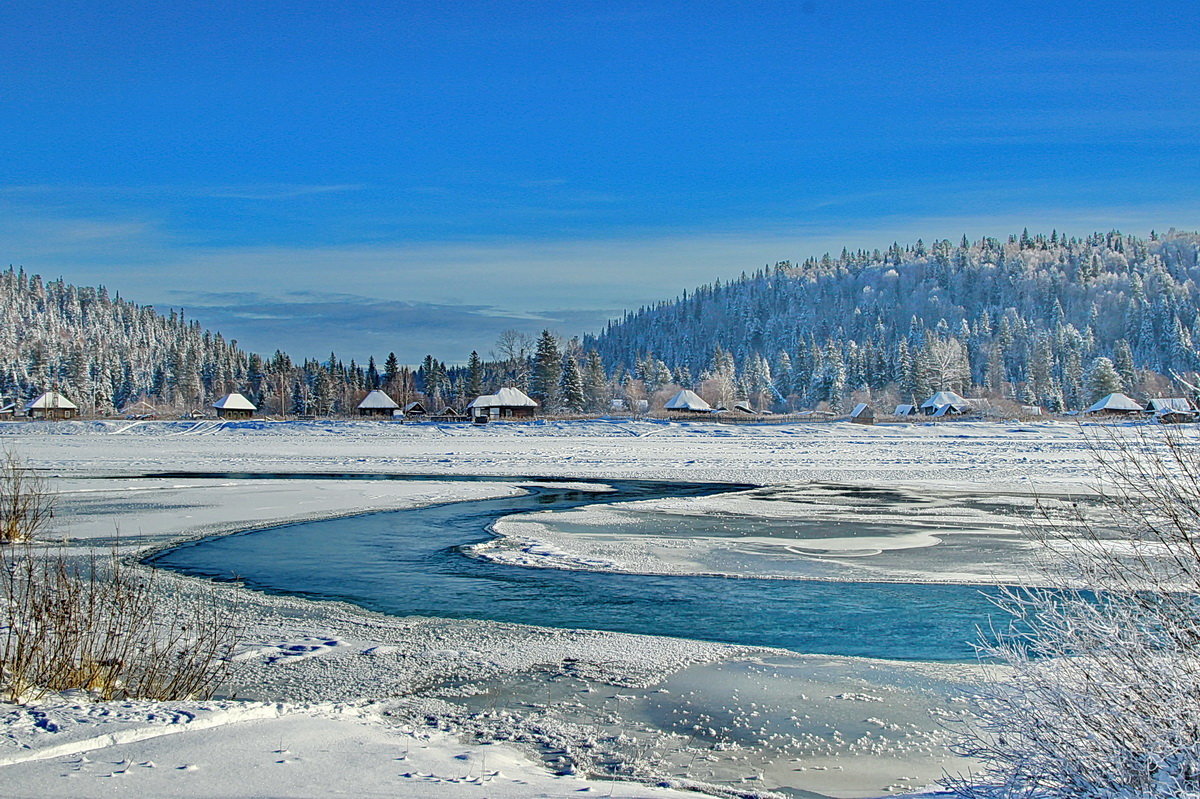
xmin=586 ymin=230 xmax=1200 ymax=412
xmin=0 ymin=268 xmax=251 ymax=414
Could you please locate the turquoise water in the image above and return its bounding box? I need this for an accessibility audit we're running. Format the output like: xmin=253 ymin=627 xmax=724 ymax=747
xmin=146 ymin=476 xmax=1005 ymax=661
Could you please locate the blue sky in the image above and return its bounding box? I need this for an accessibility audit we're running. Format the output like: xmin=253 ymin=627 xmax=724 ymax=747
xmin=2 ymin=1 xmax=1199 ymax=362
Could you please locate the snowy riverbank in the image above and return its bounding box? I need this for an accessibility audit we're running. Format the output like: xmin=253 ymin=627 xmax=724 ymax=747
xmin=0 ymin=418 xmax=1114 ymax=797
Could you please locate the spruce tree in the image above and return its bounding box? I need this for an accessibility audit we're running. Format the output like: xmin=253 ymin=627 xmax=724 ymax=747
xmin=561 ymin=355 xmax=585 ymax=412
xmin=532 ymin=330 xmax=562 ymax=410
xmin=583 ymin=351 xmax=608 ymax=412
xmin=466 ymin=351 xmax=484 ymax=398
xmin=1085 ymin=356 xmax=1124 ymax=402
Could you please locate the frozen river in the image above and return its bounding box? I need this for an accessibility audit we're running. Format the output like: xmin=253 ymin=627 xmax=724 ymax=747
xmin=147 ymin=475 xmax=1005 ymax=661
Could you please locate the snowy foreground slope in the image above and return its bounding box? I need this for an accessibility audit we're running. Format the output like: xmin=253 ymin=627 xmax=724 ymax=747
xmin=0 ymin=418 xmax=1119 ymax=798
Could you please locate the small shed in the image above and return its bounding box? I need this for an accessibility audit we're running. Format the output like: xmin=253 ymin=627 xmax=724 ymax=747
xmin=920 ymin=391 xmax=971 ymax=416
xmin=1156 ymin=407 xmax=1196 ymax=424
xmin=357 ymin=390 xmax=400 ymax=417
xmin=24 ymin=391 xmax=79 ymax=420
xmin=849 ymin=403 xmax=875 ymax=424
xmin=403 ymin=401 xmax=428 ymax=418
xmin=212 ymin=392 xmax=256 ymax=420
xmin=0 ymin=403 xmax=16 ymax=420
xmin=430 ymin=406 xmax=465 ymax=422
xmin=893 ymin=404 xmax=916 ymax=417
xmin=663 ymin=389 xmax=712 ymax=413
xmin=1085 ymin=393 xmax=1144 ymax=415
xmin=733 ymin=401 xmax=756 ymax=414
xmin=467 ymin=387 xmax=538 ymax=420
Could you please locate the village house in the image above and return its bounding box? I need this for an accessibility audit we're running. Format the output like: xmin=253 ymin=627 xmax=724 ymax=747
xmin=356 ymin=389 xmax=399 ymax=417
xmin=663 ymin=389 xmax=712 ymax=414
xmin=467 ymin=387 xmax=538 ymax=421
xmin=920 ymin=391 xmax=971 ymax=416
xmin=1085 ymin=392 xmax=1144 ymax=416
xmin=403 ymin=401 xmax=428 ymax=418
xmin=1146 ymin=397 xmax=1196 ymax=414
xmin=212 ymin=392 xmax=256 ymax=420
xmin=24 ymin=391 xmax=79 ymax=420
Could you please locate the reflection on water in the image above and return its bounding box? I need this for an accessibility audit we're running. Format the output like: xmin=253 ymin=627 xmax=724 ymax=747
xmin=148 ymin=477 xmax=1007 ymax=661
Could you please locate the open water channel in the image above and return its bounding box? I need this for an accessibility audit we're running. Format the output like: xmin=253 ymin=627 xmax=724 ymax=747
xmin=146 ymin=474 xmax=1005 ymax=661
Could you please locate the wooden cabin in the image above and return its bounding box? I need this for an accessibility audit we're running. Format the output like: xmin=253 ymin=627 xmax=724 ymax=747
xmin=1085 ymin=393 xmax=1144 ymax=416
xmin=849 ymin=403 xmax=875 ymax=424
xmin=357 ymin=390 xmax=400 ymax=417
xmin=663 ymin=389 xmax=712 ymax=414
xmin=467 ymin=387 xmax=538 ymax=421
xmin=24 ymin=391 xmax=79 ymax=420
xmin=403 ymin=401 xmax=428 ymax=419
xmin=212 ymin=392 xmax=256 ymax=420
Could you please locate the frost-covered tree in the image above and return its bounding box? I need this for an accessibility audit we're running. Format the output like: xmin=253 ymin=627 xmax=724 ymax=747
xmin=560 ymin=355 xmax=585 ymax=412
xmin=1085 ymin=356 xmax=1124 ymax=402
xmin=952 ymin=428 xmax=1200 ymax=798
xmin=531 ymin=330 xmax=562 ymax=410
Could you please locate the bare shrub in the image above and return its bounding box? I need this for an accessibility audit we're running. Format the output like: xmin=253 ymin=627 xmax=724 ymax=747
xmin=0 ymin=451 xmax=53 ymax=543
xmin=950 ymin=424 xmax=1200 ymax=798
xmin=0 ymin=453 xmax=240 ymax=702
xmin=1 ymin=543 xmax=241 ymax=703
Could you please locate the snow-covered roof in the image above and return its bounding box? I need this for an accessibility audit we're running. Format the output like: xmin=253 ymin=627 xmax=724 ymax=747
xmin=1147 ymin=397 xmax=1194 ymax=412
xmin=357 ymin=390 xmax=399 ymax=410
xmin=24 ymin=391 xmax=78 ymax=411
xmin=212 ymin=392 xmax=256 ymax=411
xmin=850 ymin=403 xmax=872 ymax=418
xmin=404 ymin=401 xmax=427 ymax=413
xmin=436 ymin=406 xmax=462 ymax=416
xmin=733 ymin=401 xmax=755 ymax=414
xmin=894 ymin=404 xmax=915 ymax=415
xmin=120 ymin=399 xmax=157 ymax=414
xmin=467 ymin=387 xmax=538 ymax=409
xmin=1155 ymin=406 xmax=1195 ymax=418
xmin=664 ymin=389 xmax=712 ymax=411
xmin=1085 ymin=393 xmax=1143 ymax=413
xmin=920 ymin=391 xmax=968 ymax=409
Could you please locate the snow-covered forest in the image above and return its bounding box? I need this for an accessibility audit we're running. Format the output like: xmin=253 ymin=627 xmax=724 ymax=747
xmin=5 ymin=228 xmax=1200 ymax=416
xmin=589 ymin=229 xmax=1200 ymax=412
xmin=0 ymin=268 xmax=598 ymax=415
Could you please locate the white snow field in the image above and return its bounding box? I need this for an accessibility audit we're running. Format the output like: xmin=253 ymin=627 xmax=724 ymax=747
xmin=0 ymin=417 xmax=1130 ymax=797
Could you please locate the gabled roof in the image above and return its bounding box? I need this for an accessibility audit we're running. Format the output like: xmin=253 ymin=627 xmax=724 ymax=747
xmin=850 ymin=403 xmax=872 ymax=418
xmin=404 ymin=401 xmax=427 ymax=413
xmin=495 ymin=387 xmax=537 ymax=406
xmin=437 ymin=406 xmax=462 ymax=416
xmin=468 ymin=387 xmax=538 ymax=409
xmin=664 ymin=389 xmax=712 ymax=411
xmin=921 ymin=390 xmax=968 ymax=409
xmin=212 ymin=392 xmax=256 ymax=411
xmin=894 ymin=404 xmax=915 ymax=415
xmin=24 ymin=391 xmax=78 ymax=411
xmin=1086 ymin=392 xmax=1143 ymax=413
xmin=1147 ymin=397 xmax=1194 ymax=412
xmin=733 ymin=401 xmax=756 ymax=414
xmin=357 ymin=390 xmax=399 ymax=410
